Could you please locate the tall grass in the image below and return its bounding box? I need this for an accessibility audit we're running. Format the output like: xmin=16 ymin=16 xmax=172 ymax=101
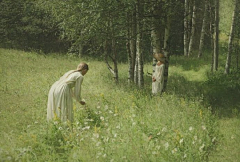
xmin=0 ymin=48 xmax=223 ymax=161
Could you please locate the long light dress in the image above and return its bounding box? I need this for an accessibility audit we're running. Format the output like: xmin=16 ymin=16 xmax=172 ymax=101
xmin=47 ymin=70 xmax=84 ymax=122
xmin=152 ymin=64 xmax=165 ymax=95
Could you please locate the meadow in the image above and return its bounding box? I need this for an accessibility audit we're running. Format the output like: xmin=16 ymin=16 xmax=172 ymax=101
xmin=0 ymin=48 xmax=239 ymax=161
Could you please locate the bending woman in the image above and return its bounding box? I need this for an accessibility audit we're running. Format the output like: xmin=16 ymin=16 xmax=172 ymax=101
xmin=47 ymin=62 xmax=88 ymax=123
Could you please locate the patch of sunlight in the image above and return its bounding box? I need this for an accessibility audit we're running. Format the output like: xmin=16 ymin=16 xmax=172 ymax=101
xmin=169 ymin=65 xmax=209 ymax=82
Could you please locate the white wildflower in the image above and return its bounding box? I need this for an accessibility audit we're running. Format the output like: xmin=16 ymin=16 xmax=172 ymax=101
xmin=194 ymin=135 xmax=198 ymax=141
xmin=189 ymin=126 xmax=193 ymax=131
xmin=82 ymin=126 xmax=90 ymax=130
xmin=184 ymin=154 xmax=187 ymax=158
xmin=202 ymin=125 xmax=206 ymax=130
xmin=100 ymin=116 xmax=105 ymax=121
xmin=164 ymin=142 xmax=169 ymax=150
xmin=199 ymin=144 xmax=205 ymax=152
xmin=94 ymin=133 xmax=99 ymax=139
xmin=172 ymin=148 xmax=177 ymax=154
xmin=96 ymin=142 xmax=101 ymax=146
xmin=212 ymin=137 xmax=216 ymax=142
xmin=179 ymin=138 xmax=184 ymax=144
xmin=162 ymin=127 xmax=167 ymax=132
xmin=58 ymin=127 xmax=62 ymax=130
xmin=105 ymin=105 xmax=108 ymax=110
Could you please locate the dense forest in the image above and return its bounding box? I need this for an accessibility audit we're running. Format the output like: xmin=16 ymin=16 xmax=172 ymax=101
xmin=0 ymin=0 xmax=239 ymax=87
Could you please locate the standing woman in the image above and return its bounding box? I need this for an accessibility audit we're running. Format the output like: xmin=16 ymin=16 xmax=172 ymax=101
xmin=152 ymin=53 xmax=165 ymax=95
xmin=47 ymin=62 xmax=89 ymax=123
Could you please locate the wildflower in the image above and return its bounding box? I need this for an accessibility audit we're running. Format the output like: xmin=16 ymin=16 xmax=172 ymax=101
xmin=82 ymin=126 xmax=90 ymax=130
xmin=152 ymin=151 xmax=157 ymax=155
xmin=105 ymin=105 xmax=108 ymax=110
xmin=194 ymin=135 xmax=198 ymax=141
xmin=96 ymin=142 xmax=101 ymax=146
xmin=58 ymin=127 xmax=62 ymax=130
xmin=156 ymin=145 xmax=161 ymax=150
xmin=184 ymin=154 xmax=187 ymax=158
xmin=189 ymin=126 xmax=193 ymax=131
xmin=212 ymin=137 xmax=216 ymax=142
xmin=162 ymin=127 xmax=167 ymax=132
xmin=179 ymin=138 xmax=184 ymax=145
xmin=100 ymin=116 xmax=104 ymax=121
xmin=164 ymin=142 xmax=169 ymax=150
xmin=199 ymin=144 xmax=205 ymax=152
xmin=172 ymin=148 xmax=177 ymax=154
xmin=94 ymin=133 xmax=99 ymax=139
xmin=109 ymin=110 xmax=113 ymax=114
xmin=202 ymin=125 xmax=206 ymax=131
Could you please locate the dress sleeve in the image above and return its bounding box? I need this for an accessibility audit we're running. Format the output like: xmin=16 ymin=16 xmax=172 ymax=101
xmin=74 ymin=76 xmax=84 ymax=102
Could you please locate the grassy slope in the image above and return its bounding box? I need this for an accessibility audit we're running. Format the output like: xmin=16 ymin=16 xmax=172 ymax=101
xmin=0 ymin=48 xmax=239 ymax=161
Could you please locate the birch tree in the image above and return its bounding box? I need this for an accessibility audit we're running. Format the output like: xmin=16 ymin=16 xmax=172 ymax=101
xmin=188 ymin=0 xmax=196 ymax=56
xmin=136 ymin=0 xmax=144 ymax=87
xmin=184 ymin=0 xmax=189 ymax=56
xmin=198 ymin=0 xmax=208 ymax=58
xmin=213 ymin=0 xmax=219 ymax=71
xmin=225 ymin=0 xmax=239 ymax=74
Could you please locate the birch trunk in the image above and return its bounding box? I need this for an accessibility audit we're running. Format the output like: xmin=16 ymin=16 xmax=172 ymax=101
xmin=130 ymin=9 xmax=137 ymax=82
xmin=188 ymin=0 xmax=196 ymax=56
xmin=163 ymin=4 xmax=171 ymax=92
xmin=136 ymin=0 xmax=144 ymax=87
xmin=213 ymin=0 xmax=219 ymax=71
xmin=225 ymin=0 xmax=239 ymax=74
xmin=198 ymin=0 xmax=208 ymax=58
xmin=184 ymin=0 xmax=189 ymax=56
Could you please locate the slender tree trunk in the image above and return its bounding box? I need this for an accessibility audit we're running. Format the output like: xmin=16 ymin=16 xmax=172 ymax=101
xmin=225 ymin=0 xmax=239 ymax=74
xmin=213 ymin=0 xmax=219 ymax=71
xmin=163 ymin=2 xmax=172 ymax=93
xmin=184 ymin=0 xmax=189 ymax=56
xmin=130 ymin=9 xmax=137 ymax=82
xmin=136 ymin=0 xmax=144 ymax=87
xmin=112 ymin=38 xmax=118 ymax=82
xmin=188 ymin=0 xmax=196 ymax=56
xmin=134 ymin=56 xmax=138 ymax=83
xmin=198 ymin=0 xmax=208 ymax=58
xmin=151 ymin=3 xmax=162 ymax=73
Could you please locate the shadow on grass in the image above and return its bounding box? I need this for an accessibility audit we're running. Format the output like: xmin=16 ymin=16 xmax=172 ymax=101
xmin=166 ymin=72 xmax=240 ymax=118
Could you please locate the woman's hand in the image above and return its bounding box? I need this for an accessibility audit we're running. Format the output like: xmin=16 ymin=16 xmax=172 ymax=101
xmin=80 ymin=101 xmax=86 ymax=105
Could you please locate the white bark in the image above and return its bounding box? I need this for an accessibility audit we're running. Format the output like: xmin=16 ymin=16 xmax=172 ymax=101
xmin=225 ymin=0 xmax=239 ymax=74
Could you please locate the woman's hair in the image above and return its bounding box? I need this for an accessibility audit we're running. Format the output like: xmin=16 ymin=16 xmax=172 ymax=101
xmin=66 ymin=62 xmax=89 ymax=78
xmin=77 ymin=62 xmax=89 ymax=71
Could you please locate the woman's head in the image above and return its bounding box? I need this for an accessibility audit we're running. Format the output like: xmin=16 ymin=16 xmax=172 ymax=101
xmin=77 ymin=62 xmax=89 ymax=75
xmin=153 ymin=53 xmax=165 ymax=63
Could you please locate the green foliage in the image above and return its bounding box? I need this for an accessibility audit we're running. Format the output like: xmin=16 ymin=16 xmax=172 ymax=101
xmin=0 ymin=0 xmax=68 ymax=53
xmin=0 ymin=49 xmax=221 ymax=161
xmin=202 ymin=70 xmax=240 ymax=117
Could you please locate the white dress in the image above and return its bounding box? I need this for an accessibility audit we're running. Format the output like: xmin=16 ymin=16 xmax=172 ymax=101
xmin=152 ymin=64 xmax=165 ymax=95
xmin=47 ymin=70 xmax=84 ymax=122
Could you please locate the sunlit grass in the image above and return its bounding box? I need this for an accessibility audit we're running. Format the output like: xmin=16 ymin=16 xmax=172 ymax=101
xmin=0 ymin=48 xmax=236 ymax=161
